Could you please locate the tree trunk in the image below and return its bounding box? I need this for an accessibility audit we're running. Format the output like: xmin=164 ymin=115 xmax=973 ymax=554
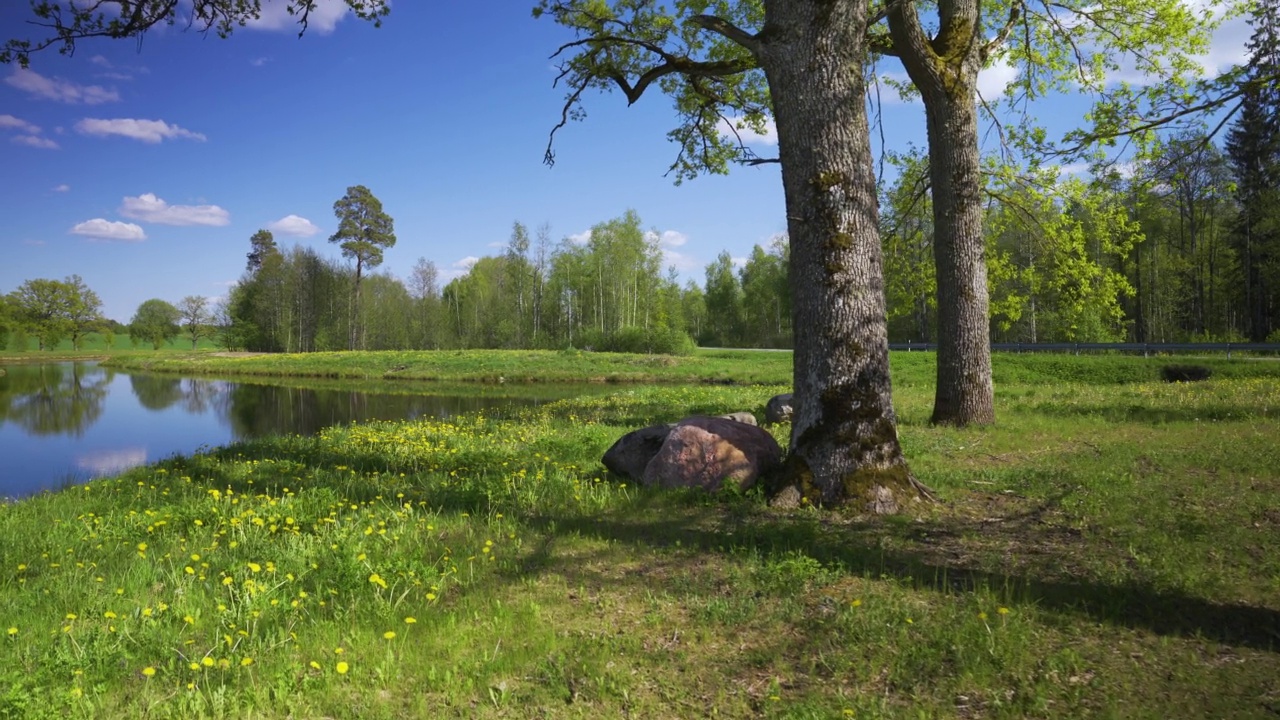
xmin=757 ymin=0 xmax=928 ymax=512
xmin=888 ymin=0 xmax=995 ymax=426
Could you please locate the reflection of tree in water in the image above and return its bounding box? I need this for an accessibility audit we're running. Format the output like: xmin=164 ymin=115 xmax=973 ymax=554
xmin=129 ymin=374 xmax=228 ymax=414
xmin=224 ymin=384 xmax=545 ymax=440
xmin=0 ymin=363 xmax=109 ymax=437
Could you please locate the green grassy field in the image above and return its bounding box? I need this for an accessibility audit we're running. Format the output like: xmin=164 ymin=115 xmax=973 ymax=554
xmin=1 ymin=354 xmax=1277 ymax=718
xmin=0 ymin=332 xmax=221 ymax=362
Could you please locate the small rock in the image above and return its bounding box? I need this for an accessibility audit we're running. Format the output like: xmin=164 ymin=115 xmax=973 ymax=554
xmin=768 ymin=484 xmax=802 ymax=510
xmin=717 ymin=411 xmax=758 ymax=426
xmin=764 ymin=393 xmax=794 ymax=424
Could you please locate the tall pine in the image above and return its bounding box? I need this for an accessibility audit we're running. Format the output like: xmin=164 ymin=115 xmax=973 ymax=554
xmin=1226 ymin=0 xmax=1280 ymax=341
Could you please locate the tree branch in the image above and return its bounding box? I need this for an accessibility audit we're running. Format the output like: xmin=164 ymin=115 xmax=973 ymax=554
xmin=980 ymin=2 xmax=1022 ymax=62
xmin=689 ymin=14 xmax=762 ymax=57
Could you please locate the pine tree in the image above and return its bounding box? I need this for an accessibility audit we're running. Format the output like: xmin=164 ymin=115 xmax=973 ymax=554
xmin=1226 ymin=0 xmax=1280 ymax=341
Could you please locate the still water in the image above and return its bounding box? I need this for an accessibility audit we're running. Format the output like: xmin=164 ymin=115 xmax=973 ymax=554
xmin=0 ymin=362 xmax=594 ymax=499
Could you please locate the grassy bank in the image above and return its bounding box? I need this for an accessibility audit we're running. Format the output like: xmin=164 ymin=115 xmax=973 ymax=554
xmin=95 ymin=347 xmax=1280 ymax=388
xmin=2 ymin=358 xmax=1278 ymax=718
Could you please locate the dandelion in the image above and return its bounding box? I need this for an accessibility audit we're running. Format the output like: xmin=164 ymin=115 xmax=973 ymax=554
xmin=6 ymin=627 xmax=16 ymax=636
xmin=141 ymin=666 xmax=156 ymax=678
xmin=309 ymin=661 xmax=321 ymax=670
xmin=189 ymin=662 xmax=201 ymax=671
xmin=336 ymin=661 xmax=350 ymax=674
xmin=404 ymin=617 xmax=417 ymax=624
xmin=426 ymin=592 xmax=437 ymax=601
xmin=998 ymin=607 xmax=1010 ymax=616
xmin=201 ymin=657 xmax=214 ymax=668
xmin=65 ymin=613 xmax=77 ymax=620
xmin=103 ymin=611 xmax=117 ymax=619
xmin=183 ymin=615 xmax=195 ymax=624
xmin=247 ymin=562 xmax=261 ymax=573
xmin=851 ymin=599 xmax=862 ymax=608
xmin=978 ymin=612 xmax=988 ymax=620
xmin=383 ymin=631 xmax=396 ymax=640
xmin=240 ymin=657 xmax=254 ymax=667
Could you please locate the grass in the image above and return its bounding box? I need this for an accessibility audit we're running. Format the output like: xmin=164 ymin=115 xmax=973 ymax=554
xmin=0 ymin=333 xmax=221 ymax=363
xmin=1 ymin=356 xmax=1278 ymax=717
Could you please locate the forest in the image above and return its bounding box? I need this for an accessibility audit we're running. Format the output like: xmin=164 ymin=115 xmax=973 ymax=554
xmin=3 ymin=126 xmax=1277 ymax=355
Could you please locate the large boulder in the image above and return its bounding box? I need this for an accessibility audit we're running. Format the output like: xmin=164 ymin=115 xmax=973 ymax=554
xmin=601 ymin=424 xmax=673 ymax=480
xmin=764 ymin=393 xmax=794 ymax=424
xmin=640 ymin=416 xmax=782 ymax=492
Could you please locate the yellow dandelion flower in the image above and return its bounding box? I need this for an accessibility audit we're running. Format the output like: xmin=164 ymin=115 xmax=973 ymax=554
xmin=247 ymin=562 xmax=261 ymax=573
xmin=141 ymin=666 xmax=156 ymax=677
xmin=65 ymin=613 xmax=77 ymax=620
xmin=240 ymin=657 xmax=254 ymax=667
xmin=383 ymin=631 xmax=396 ymax=640
xmin=189 ymin=662 xmax=201 ymax=671
xmin=336 ymin=661 xmax=349 ymax=674
xmin=851 ymin=599 xmax=862 ymax=608
xmin=103 ymin=611 xmax=117 ymax=619
xmin=309 ymin=661 xmax=321 ymax=670
xmin=998 ymin=607 xmax=1010 ymax=615
xmin=426 ymin=592 xmax=437 ymax=601
xmin=978 ymin=612 xmax=988 ymax=620
xmin=6 ymin=627 xmax=16 ymax=636
xmin=183 ymin=615 xmax=195 ymax=624
xmin=201 ymin=657 xmax=214 ymax=668
xmin=403 ymin=617 xmax=417 ymax=624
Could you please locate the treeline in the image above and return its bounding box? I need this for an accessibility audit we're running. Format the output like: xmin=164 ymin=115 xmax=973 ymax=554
xmin=881 ymin=129 xmax=1279 ymax=345
xmin=223 ymin=209 xmax=791 ymax=355
xmin=4 ymin=129 xmax=1277 ymax=353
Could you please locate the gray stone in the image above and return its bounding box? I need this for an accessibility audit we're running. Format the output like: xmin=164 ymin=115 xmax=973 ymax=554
xmin=717 ymin=411 xmax=758 ymax=426
xmin=764 ymin=393 xmax=794 ymax=424
xmin=601 ymin=424 xmax=673 ymax=480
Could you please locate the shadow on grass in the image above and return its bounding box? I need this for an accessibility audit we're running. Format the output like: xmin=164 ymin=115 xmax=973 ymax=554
xmin=166 ymin=444 xmax=1280 ymax=655
xmin=516 ymin=498 xmax=1280 ymax=654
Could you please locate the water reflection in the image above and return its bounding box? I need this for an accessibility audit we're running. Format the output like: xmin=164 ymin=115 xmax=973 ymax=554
xmin=0 ymin=363 xmax=110 ymax=437
xmin=0 ymin=362 xmax=597 ymax=498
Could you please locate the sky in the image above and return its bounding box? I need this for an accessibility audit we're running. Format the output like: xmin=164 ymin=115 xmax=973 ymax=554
xmin=0 ymin=1 xmax=1252 ymax=322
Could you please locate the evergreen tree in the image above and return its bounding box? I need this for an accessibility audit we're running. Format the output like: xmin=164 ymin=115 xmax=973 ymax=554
xmin=330 ymin=185 xmax=396 ymax=350
xmin=1226 ymin=0 xmax=1280 ymax=341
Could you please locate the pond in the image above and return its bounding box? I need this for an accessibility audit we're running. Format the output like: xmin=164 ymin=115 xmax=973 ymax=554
xmin=0 ymin=362 xmax=600 ymax=499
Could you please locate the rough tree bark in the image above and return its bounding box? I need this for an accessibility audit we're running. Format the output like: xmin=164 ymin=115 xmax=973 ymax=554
xmin=745 ymin=1 xmax=930 ymax=510
xmin=887 ymin=0 xmax=996 ymax=426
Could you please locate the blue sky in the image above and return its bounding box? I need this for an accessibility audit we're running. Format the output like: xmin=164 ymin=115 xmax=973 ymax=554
xmin=0 ymin=2 xmax=1248 ymax=321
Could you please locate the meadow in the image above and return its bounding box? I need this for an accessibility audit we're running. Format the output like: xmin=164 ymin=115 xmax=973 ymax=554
xmin=0 ymin=352 xmax=1277 ymax=718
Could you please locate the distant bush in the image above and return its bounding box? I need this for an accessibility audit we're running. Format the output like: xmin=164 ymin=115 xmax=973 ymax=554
xmin=1161 ymin=365 xmax=1213 ymax=383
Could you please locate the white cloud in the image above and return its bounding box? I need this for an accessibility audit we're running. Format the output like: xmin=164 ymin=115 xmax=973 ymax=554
xmin=566 ymin=229 xmax=592 ymax=245
xmin=90 ymin=55 xmax=112 ymax=67
xmin=1196 ymin=13 xmax=1250 ymax=75
xmin=977 ymin=59 xmax=1018 ymax=99
xmin=76 ymin=447 xmax=146 ymax=475
xmin=120 ymin=193 xmax=230 ymax=226
xmin=731 ymin=256 xmax=748 ymax=268
xmin=267 ymin=214 xmax=320 ymax=237
xmin=0 ymin=114 xmax=39 ymax=133
xmin=486 ymin=241 xmax=506 ymax=249
xmin=70 ymin=219 xmax=146 ymax=242
xmin=454 ymin=256 xmax=479 ymax=270
xmin=76 ymin=118 xmax=206 ymax=143
xmin=246 ymin=0 xmax=383 ymax=34
xmin=250 ymin=57 xmax=272 ymax=67
xmin=53 ymin=184 xmax=70 ymax=192
xmin=716 ymin=115 xmax=778 ymax=146
xmin=12 ymin=134 xmax=59 ymax=149
xmin=661 ymin=248 xmax=701 ymax=273
xmin=5 ymin=69 xmax=119 ymax=104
